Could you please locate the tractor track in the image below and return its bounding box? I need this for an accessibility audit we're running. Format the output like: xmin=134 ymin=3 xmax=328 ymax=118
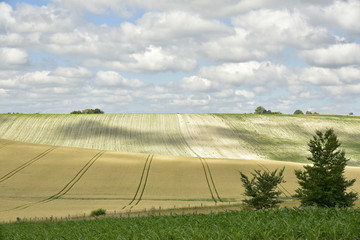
xmin=256 ymin=162 xmax=292 ymax=198
xmin=123 ymin=154 xmax=154 ymax=210
xmin=0 ymin=147 xmax=57 ymax=184
xmin=0 ymin=141 xmax=14 ymax=150
xmin=8 ymin=151 xmax=105 ymax=211
xmin=199 ymin=157 xmax=222 ymax=203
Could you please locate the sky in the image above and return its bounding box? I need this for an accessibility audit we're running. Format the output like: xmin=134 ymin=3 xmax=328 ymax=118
xmin=0 ymin=0 xmax=360 ymax=114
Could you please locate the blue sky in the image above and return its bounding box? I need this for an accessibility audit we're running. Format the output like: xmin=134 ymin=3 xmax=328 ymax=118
xmin=0 ymin=0 xmax=360 ymax=114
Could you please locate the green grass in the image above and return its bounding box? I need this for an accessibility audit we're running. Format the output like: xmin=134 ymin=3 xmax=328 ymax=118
xmin=1 ymin=208 xmax=360 ymax=240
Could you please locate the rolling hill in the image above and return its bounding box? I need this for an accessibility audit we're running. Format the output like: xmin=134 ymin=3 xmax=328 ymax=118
xmin=1 ymin=113 xmax=360 ymax=165
xmin=1 ymin=114 xmax=360 ymax=221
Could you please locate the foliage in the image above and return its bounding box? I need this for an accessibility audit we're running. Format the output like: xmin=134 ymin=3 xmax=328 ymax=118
xmin=254 ymin=106 xmax=281 ymax=115
xmin=90 ymin=208 xmax=106 ymax=217
xmin=306 ymin=111 xmax=319 ymax=115
xmin=349 ymin=112 xmax=354 ymax=115
xmin=294 ymin=128 xmax=358 ymax=207
xmin=70 ymin=108 xmax=104 ymax=114
xmin=240 ymin=167 xmax=285 ymax=209
xmin=293 ymin=109 xmax=304 ymax=115
xmin=254 ymin=106 xmax=267 ymax=114
xmin=2 ymin=208 xmax=360 ymax=240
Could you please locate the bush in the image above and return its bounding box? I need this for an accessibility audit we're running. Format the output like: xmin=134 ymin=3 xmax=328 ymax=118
xmin=240 ymin=167 xmax=285 ymax=209
xmin=90 ymin=208 xmax=106 ymax=217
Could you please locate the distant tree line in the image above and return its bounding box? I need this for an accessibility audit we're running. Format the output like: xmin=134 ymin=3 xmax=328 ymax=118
xmin=293 ymin=110 xmax=319 ymax=115
xmin=254 ymin=106 xmax=321 ymax=115
xmin=254 ymin=106 xmax=282 ymax=114
xmin=70 ymin=108 xmax=104 ymax=114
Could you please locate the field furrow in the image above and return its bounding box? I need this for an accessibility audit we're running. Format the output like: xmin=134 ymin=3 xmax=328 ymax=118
xmin=0 ymin=147 xmax=57 ymax=184
xmin=0 ymin=139 xmax=360 ymax=221
xmin=1 ymin=114 xmax=360 ymax=164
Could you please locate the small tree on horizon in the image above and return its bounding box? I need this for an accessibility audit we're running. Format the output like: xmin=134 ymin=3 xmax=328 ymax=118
xmin=240 ymin=168 xmax=285 ymax=209
xmin=294 ymin=129 xmax=358 ymax=207
xmin=294 ymin=109 xmax=304 ymax=115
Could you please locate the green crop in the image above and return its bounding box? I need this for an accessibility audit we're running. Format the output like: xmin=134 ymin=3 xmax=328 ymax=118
xmin=1 ymin=208 xmax=360 ymax=240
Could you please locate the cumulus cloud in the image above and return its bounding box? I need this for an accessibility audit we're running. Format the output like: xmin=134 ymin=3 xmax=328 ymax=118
xmin=312 ymin=0 xmax=360 ymax=36
xmin=1 ymin=0 xmax=360 ymax=114
xmin=95 ymin=71 xmax=146 ymax=88
xmin=179 ymin=76 xmax=215 ymax=92
xmin=232 ymin=9 xmax=333 ymax=49
xmin=235 ymin=90 xmax=255 ymax=100
xmin=300 ymin=43 xmax=360 ymax=67
xmin=0 ymin=3 xmax=76 ymax=33
xmin=51 ymin=0 xmax=270 ymax=18
xmin=300 ymin=66 xmax=360 ymax=85
xmin=0 ymin=48 xmax=28 ymax=68
xmin=198 ymin=61 xmax=289 ymax=87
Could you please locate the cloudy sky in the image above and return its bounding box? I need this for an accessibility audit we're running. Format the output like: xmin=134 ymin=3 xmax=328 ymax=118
xmin=1 ymin=0 xmax=360 ymax=114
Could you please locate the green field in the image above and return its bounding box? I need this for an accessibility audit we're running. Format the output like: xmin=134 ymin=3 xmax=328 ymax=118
xmin=1 ymin=208 xmax=360 ymax=240
xmin=1 ymin=114 xmax=360 ymax=165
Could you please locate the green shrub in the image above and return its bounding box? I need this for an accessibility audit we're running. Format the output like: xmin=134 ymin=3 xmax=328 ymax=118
xmin=90 ymin=208 xmax=106 ymax=217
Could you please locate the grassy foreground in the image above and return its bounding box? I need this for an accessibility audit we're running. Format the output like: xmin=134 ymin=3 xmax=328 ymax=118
xmin=1 ymin=208 xmax=360 ymax=240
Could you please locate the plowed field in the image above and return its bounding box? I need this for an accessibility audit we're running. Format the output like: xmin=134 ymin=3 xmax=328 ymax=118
xmin=1 ymin=139 xmax=360 ymax=222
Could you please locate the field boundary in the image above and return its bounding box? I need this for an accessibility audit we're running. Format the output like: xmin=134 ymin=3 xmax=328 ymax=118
xmin=123 ymin=154 xmax=154 ymax=210
xmin=199 ymin=158 xmax=222 ymax=203
xmin=0 ymin=147 xmax=57 ymax=184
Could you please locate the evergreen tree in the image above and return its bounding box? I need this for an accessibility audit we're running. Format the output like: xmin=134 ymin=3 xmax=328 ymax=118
xmin=294 ymin=129 xmax=357 ymax=207
xmin=240 ymin=167 xmax=285 ymax=209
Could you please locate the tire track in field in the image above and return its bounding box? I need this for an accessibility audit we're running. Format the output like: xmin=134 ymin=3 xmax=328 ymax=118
xmin=0 ymin=141 xmax=14 ymax=150
xmin=0 ymin=147 xmax=57 ymax=184
xmin=199 ymin=157 xmax=222 ymax=203
xmin=256 ymin=163 xmax=292 ymax=198
xmin=122 ymin=154 xmax=154 ymax=210
xmin=8 ymin=151 xmax=105 ymax=211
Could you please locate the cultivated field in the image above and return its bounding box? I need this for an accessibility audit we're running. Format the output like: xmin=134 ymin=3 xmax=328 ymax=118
xmin=1 ymin=139 xmax=360 ymax=222
xmin=1 ymin=114 xmax=360 ymax=165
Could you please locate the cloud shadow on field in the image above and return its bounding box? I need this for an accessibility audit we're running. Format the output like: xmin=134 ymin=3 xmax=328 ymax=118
xmin=54 ymin=119 xmax=190 ymax=146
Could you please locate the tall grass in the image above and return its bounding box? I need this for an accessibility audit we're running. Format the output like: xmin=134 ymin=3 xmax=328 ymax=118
xmin=1 ymin=208 xmax=360 ymax=240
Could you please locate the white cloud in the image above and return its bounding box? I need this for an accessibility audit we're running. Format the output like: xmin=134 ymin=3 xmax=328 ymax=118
xmin=51 ymin=67 xmax=92 ymax=78
xmin=0 ymin=48 xmax=28 ymax=68
xmin=319 ymin=0 xmax=360 ymax=35
xmin=86 ymin=45 xmax=197 ymax=72
xmin=171 ymin=94 xmax=211 ymax=106
xmin=51 ymin=0 xmax=268 ymax=18
xmin=232 ymin=9 xmax=333 ymax=49
xmin=121 ymin=11 xmax=231 ymax=42
xmin=199 ymin=61 xmax=289 ymax=86
xmin=300 ymin=66 xmax=360 ymax=86
xmin=179 ymin=76 xmax=215 ymax=92
xmin=0 ymin=88 xmax=8 ymax=96
xmin=202 ymin=28 xmax=269 ymax=62
xmin=95 ymin=71 xmax=145 ymax=88
xmin=300 ymin=43 xmax=360 ymax=67
xmin=235 ymin=90 xmax=255 ymax=99
xmin=0 ymin=3 xmax=76 ymax=33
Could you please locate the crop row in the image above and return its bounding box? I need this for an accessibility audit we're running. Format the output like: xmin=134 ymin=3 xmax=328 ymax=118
xmin=2 ymin=208 xmax=360 ymax=240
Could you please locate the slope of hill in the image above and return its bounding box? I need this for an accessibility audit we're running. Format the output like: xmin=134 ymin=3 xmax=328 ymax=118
xmin=1 ymin=114 xmax=360 ymax=165
xmin=1 ymin=139 xmax=359 ymax=222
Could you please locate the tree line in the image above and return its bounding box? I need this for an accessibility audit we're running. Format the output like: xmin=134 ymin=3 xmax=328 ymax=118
xmin=70 ymin=108 xmax=104 ymax=114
